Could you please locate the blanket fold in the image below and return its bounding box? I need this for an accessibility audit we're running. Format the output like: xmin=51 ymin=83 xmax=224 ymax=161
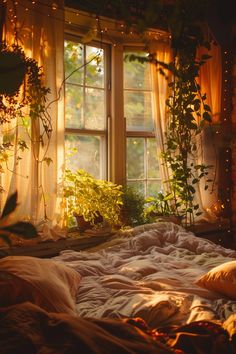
xmin=0 ymin=302 xmax=235 ymax=354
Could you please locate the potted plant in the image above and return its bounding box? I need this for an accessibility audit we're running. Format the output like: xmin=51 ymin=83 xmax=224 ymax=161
xmin=0 ymin=47 xmax=27 ymax=96
xmin=120 ymin=186 xmax=146 ymax=226
xmin=144 ymin=192 xmax=181 ymax=224
xmin=63 ymin=169 xmax=123 ymax=230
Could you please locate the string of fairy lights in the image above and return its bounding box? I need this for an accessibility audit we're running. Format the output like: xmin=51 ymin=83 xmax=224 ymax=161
xmin=1 ymin=0 xmax=234 ymax=238
xmin=2 ymin=0 xmax=170 ymax=46
xmin=220 ymin=48 xmax=232 ymax=236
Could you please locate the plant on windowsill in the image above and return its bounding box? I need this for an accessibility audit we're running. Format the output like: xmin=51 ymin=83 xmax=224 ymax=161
xmin=63 ymin=168 xmax=123 ymax=231
xmin=144 ymin=192 xmax=182 ymax=224
xmin=120 ymin=185 xmax=146 ymax=226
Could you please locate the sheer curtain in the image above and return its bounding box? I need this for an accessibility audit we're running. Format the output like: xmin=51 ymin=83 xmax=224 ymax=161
xmin=150 ymin=40 xmax=172 ymax=189
xmin=198 ymin=40 xmax=222 ymax=214
xmin=1 ymin=0 xmax=65 ymax=230
xmin=150 ymin=37 xmax=222 ymax=220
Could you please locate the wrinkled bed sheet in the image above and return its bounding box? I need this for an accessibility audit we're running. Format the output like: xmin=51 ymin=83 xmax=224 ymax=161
xmin=54 ymin=222 xmax=236 ymax=329
xmin=1 ymin=301 xmax=235 ymax=354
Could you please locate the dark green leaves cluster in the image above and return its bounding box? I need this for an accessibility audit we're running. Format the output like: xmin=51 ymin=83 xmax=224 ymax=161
xmin=158 ymin=3 xmax=214 ymax=225
xmin=0 ymin=191 xmax=38 ymax=251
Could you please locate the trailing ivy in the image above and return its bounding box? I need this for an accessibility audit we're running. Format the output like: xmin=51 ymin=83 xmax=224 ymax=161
xmin=124 ymin=0 xmax=214 ymax=225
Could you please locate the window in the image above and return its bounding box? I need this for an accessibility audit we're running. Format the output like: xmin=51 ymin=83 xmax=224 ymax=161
xmin=64 ymin=36 xmax=110 ymax=179
xmin=64 ymin=33 xmax=162 ymax=197
xmin=124 ymin=51 xmax=162 ymax=196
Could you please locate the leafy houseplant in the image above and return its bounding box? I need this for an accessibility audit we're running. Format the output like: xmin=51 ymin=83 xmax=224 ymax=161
xmin=120 ymin=186 xmax=146 ymax=226
xmin=145 ymin=192 xmax=174 ymax=218
xmin=144 ymin=192 xmax=182 ymax=224
xmin=63 ymin=169 xmax=123 ymax=229
xmin=0 ymin=191 xmax=37 ymax=252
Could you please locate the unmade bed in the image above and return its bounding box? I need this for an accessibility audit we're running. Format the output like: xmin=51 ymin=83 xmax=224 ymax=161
xmin=1 ymin=221 xmax=236 ymax=353
xmin=54 ymin=222 xmax=236 ymax=327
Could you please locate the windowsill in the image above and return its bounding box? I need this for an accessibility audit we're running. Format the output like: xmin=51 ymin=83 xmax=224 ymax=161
xmin=187 ymin=218 xmax=230 ymax=235
xmin=0 ymin=232 xmax=112 ymax=259
xmin=187 ymin=218 xmax=233 ymax=249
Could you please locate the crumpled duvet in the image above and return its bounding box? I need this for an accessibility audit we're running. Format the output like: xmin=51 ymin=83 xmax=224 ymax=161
xmin=0 ymin=301 xmax=235 ymax=354
xmin=54 ymin=222 xmax=236 ymax=328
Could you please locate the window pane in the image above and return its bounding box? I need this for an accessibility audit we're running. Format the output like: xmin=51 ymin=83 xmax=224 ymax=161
xmin=147 ymin=181 xmax=162 ymax=197
xmin=86 ymin=46 xmax=104 ymax=88
xmin=147 ymin=139 xmax=161 ymax=178
xmin=127 ymin=181 xmax=145 ymax=195
xmin=64 ymin=40 xmax=83 ymax=85
xmin=124 ymin=52 xmax=151 ymax=89
xmin=65 ymin=85 xmax=83 ymax=128
xmin=124 ymin=91 xmax=154 ymax=131
xmin=127 ymin=138 xmax=144 ymax=179
xmin=85 ymin=88 xmax=105 ymax=130
xmin=65 ymin=134 xmax=102 ymax=178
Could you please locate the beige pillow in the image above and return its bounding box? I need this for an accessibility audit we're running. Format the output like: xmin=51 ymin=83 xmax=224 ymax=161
xmin=0 ymin=255 xmax=81 ymax=315
xmin=196 ymin=260 xmax=236 ymax=299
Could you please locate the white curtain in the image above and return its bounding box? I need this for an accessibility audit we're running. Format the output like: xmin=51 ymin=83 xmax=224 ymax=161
xmin=150 ymin=40 xmax=172 ymax=191
xmin=1 ymin=0 xmax=65 ymax=228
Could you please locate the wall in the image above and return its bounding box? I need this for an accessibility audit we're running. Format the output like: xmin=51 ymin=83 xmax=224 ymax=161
xmin=231 ymin=23 xmax=236 ymax=243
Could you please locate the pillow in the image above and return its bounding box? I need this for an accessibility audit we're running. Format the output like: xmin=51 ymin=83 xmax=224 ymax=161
xmin=196 ymin=260 xmax=236 ymax=299
xmin=0 ymin=255 xmax=81 ymax=315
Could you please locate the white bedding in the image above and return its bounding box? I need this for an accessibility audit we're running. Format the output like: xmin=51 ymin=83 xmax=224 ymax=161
xmin=54 ymin=222 xmax=236 ymax=328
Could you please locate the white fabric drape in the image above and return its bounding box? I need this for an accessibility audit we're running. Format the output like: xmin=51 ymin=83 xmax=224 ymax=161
xmin=1 ymin=0 xmax=65 ymax=228
xmin=150 ymin=41 xmax=172 ymax=190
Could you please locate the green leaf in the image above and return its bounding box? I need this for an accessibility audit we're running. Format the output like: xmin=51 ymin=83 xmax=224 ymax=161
xmin=194 ymin=101 xmax=200 ymax=111
xmin=201 ymin=54 xmax=212 ymax=60
xmin=0 ymin=233 xmax=12 ymax=246
xmin=43 ymin=157 xmax=53 ymax=166
xmin=189 ymin=186 xmax=196 ymax=193
xmin=1 ymin=221 xmax=38 ymax=239
xmin=203 ymin=111 xmax=212 ymax=122
xmin=203 ymin=104 xmax=212 ymax=112
xmin=1 ymin=191 xmax=18 ymax=218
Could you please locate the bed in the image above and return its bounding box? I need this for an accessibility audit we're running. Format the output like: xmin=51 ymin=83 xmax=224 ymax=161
xmin=1 ymin=221 xmax=236 ymax=353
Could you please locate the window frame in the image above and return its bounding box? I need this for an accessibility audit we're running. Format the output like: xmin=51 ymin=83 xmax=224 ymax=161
xmin=64 ymin=33 xmax=111 ymax=179
xmin=123 ymin=47 xmax=162 ymax=196
xmin=64 ymin=19 xmax=163 ymax=194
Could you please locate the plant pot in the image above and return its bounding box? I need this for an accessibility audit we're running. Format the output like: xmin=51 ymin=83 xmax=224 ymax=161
xmin=73 ymin=212 xmax=103 ymax=232
xmin=74 ymin=215 xmax=91 ymax=232
xmin=0 ymin=51 xmax=27 ymax=95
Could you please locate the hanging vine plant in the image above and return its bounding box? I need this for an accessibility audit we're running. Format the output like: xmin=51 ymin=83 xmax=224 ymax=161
xmin=124 ymin=0 xmax=215 ymax=226
xmin=0 ymin=42 xmax=52 ymax=194
xmin=157 ymin=0 xmax=214 ymax=226
xmin=0 ymin=43 xmax=51 ymax=132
